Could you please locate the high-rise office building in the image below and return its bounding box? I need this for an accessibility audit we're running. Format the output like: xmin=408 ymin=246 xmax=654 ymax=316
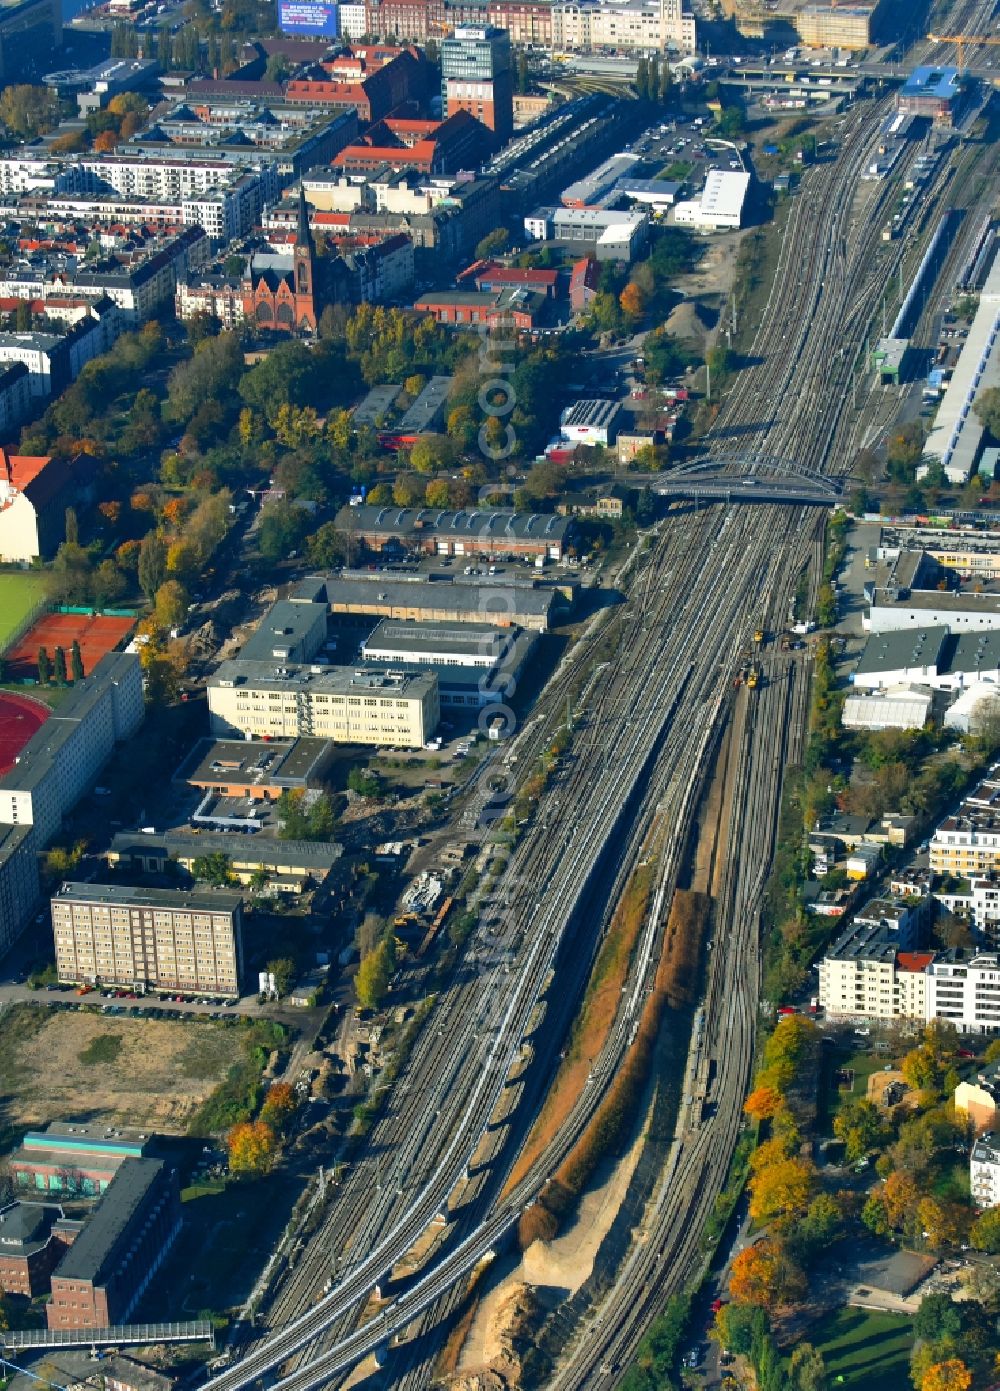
xmin=441 ymin=26 xmax=513 ymax=143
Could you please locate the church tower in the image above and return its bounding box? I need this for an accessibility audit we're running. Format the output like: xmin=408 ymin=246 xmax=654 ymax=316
xmin=293 ymin=186 xmax=317 ymax=326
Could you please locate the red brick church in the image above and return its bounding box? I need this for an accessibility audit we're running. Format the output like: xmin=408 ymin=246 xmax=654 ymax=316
xmin=243 ymin=190 xmax=321 ymax=334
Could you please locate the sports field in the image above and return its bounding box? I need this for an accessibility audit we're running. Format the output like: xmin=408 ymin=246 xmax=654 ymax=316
xmin=0 ymin=691 xmax=49 ymax=775
xmin=807 ymin=1308 xmax=914 ymax=1391
xmin=0 ymin=572 xmax=47 ymax=652
xmin=4 ymin=610 xmax=135 ymax=680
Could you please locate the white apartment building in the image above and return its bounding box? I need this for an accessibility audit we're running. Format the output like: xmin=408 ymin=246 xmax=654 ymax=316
xmin=77 ymin=153 xmax=280 ymax=203
xmin=551 ymin=0 xmax=695 ymax=54
xmin=52 ymin=883 xmax=244 ymax=997
xmin=0 ymin=653 xmax=144 ymax=846
xmin=971 ymin=1133 xmax=1000 ymax=1207
xmin=207 ymin=661 xmax=439 ymax=748
xmin=927 ymin=952 xmax=1000 ymax=1033
xmin=339 ymin=0 xmax=368 ymax=36
xmin=175 ymin=277 xmax=246 ymax=329
xmin=0 ymin=157 xmax=84 ymax=196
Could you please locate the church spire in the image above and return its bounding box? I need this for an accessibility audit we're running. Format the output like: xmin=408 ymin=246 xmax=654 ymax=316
xmin=295 ymin=185 xmax=313 ymax=253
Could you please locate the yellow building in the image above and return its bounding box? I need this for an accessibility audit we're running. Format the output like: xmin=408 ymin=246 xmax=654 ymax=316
xmin=955 ymin=1075 xmax=1000 ymax=1134
xmin=795 ymin=4 xmax=873 ymax=51
xmin=207 ymin=660 xmax=439 ymax=749
xmin=52 ymin=882 xmax=244 ymax=997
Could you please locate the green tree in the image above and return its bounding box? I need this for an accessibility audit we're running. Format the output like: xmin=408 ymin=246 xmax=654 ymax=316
xmin=64 ymin=506 xmax=78 ymax=545
xmin=348 ymin=767 xmax=381 ymax=799
xmin=305 ymin=521 xmax=349 ymax=569
xmin=969 ymin=1205 xmax=1000 ymax=1253
xmin=37 ymin=646 xmax=50 ymax=684
xmin=833 ymin=1098 xmax=886 ymax=1162
xmin=257 ymin=501 xmax=309 ymax=563
xmin=974 ymin=386 xmax=1000 ymax=439
xmin=789 ymin=1344 xmax=827 ymax=1391
xmin=70 ymin=640 xmax=84 ymax=683
xmin=138 ymin=532 xmax=166 ymax=605
xmin=192 ymin=852 xmax=234 ymax=887
xmin=914 ymin=1292 xmax=962 ymax=1345
xmin=14 ymin=299 xmax=31 ymax=332
xmin=266 ymin=957 xmax=296 ymax=997
xmin=53 ymin=646 xmax=67 ymax=686
xmin=154 ymin=579 xmax=189 ymax=632
xmin=475 ymin=227 xmax=511 ymax=260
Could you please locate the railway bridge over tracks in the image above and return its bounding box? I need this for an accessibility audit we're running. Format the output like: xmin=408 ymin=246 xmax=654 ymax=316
xmin=651 ymin=455 xmax=844 ymax=506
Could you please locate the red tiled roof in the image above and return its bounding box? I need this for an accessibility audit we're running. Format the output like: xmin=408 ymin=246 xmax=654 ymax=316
xmin=896 ymin=951 xmax=935 ymax=973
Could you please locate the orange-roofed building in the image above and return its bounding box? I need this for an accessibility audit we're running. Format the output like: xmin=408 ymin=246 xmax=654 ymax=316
xmin=0 ymin=447 xmax=89 ymax=563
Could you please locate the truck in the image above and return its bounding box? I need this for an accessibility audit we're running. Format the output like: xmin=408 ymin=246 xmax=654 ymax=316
xmin=535 ymin=555 xmax=546 ymax=570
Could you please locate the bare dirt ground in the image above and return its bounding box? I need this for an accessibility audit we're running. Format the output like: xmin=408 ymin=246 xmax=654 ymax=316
xmin=0 ymin=1006 xmax=243 ymax=1137
xmin=673 ymin=231 xmax=745 ymax=305
xmin=456 ymin=1117 xmax=647 ymax=1376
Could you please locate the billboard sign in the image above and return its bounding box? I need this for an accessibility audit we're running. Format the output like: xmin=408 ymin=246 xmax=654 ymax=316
xmin=279 ymin=0 xmax=339 ymax=34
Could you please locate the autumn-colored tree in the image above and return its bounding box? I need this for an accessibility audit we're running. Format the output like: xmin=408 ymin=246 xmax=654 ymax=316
xmin=749 ymin=1135 xmax=796 ymax=1176
xmin=227 ymin=1120 xmax=277 ymax=1174
xmin=883 ymin=1170 xmax=919 ymax=1228
xmin=619 ymin=281 xmax=646 ymax=319
xmin=131 ymin=488 xmax=159 ymax=515
xmin=116 ymin=539 xmax=141 ymax=571
xmin=98 ymin=500 xmax=122 ymax=526
xmin=260 ymin=1082 xmax=297 ymax=1133
xmin=917 ymin=1197 xmax=968 ymax=1251
xmin=424 ymin=479 xmax=450 ymax=507
xmin=921 ymin=1359 xmax=972 ymax=1391
xmin=153 ymin=579 xmax=189 ymax=632
xmin=165 ymin=538 xmax=197 ymax=578
xmin=728 ymin=1239 xmax=784 ymax=1310
xmin=748 ymin=1157 xmax=814 ymax=1221
xmin=162 ymin=496 xmax=190 ymax=529
xmin=743 ymin=1085 xmax=785 ymax=1121
xmin=93 ymin=129 xmax=118 ymax=153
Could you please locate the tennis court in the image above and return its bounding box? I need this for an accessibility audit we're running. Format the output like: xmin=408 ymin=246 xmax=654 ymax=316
xmin=0 ymin=691 xmax=50 ymax=775
xmin=4 ymin=611 xmax=136 ymax=681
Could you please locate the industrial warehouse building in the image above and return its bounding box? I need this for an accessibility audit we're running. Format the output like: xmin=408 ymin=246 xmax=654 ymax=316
xmin=673 ymin=169 xmax=751 ymax=231
xmin=306 ymin=572 xmax=560 ymax=633
xmin=207 ymin=661 xmax=440 ymax=748
xmin=357 ymin=619 xmax=538 ymax=709
xmin=51 ymin=882 xmax=245 ymax=997
xmin=9 ymin=1123 xmax=155 ymax=1197
xmin=335 ymin=504 xmax=571 ymax=560
xmin=852 ymin=626 xmax=1000 ymax=691
xmin=46 ymin=1157 xmax=181 ymax=1330
xmin=0 ymin=1202 xmax=70 ymax=1297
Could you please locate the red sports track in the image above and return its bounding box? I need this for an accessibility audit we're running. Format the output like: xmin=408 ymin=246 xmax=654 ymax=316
xmin=0 ymin=691 xmax=49 ymax=776
xmin=3 ymin=612 xmax=135 ymax=682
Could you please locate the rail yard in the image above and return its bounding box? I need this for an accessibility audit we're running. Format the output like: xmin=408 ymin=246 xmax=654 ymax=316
xmin=189 ymin=23 xmax=1000 ymax=1386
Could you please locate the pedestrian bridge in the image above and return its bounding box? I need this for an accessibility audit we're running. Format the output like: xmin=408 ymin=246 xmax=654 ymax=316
xmin=651 ymin=456 xmax=843 ymax=506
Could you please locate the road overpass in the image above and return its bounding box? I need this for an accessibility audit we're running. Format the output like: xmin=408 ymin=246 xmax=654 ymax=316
xmin=651 ymin=457 xmax=844 ymax=506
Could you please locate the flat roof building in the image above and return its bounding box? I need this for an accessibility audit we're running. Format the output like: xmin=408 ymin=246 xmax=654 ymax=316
xmin=673 ymin=169 xmax=750 ymax=231
xmin=0 ymin=652 xmax=144 ymax=848
xmin=897 ymin=66 xmax=962 ymax=126
xmin=207 ymin=660 xmax=439 ymax=748
xmin=47 ymin=1158 xmax=181 ymax=1330
xmin=176 ymin=737 xmax=335 ymax=801
xmin=10 ymin=1123 xmax=155 ymax=1198
xmin=51 ymin=882 xmax=245 ymax=998
xmin=560 ymin=398 xmax=621 ymax=446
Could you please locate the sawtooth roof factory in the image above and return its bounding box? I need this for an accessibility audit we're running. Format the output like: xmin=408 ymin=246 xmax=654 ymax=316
xmin=334 ymin=504 xmax=572 ymax=560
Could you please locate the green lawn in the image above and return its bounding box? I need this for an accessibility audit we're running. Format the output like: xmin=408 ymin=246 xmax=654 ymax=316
xmin=808 ymin=1307 xmax=914 ymax=1391
xmin=0 ymin=572 xmax=46 ymax=651
xmin=817 ymin=1049 xmax=889 ymax=1135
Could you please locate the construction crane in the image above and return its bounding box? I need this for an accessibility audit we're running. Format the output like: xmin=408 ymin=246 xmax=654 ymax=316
xmin=926 ymin=32 xmax=1000 ymax=73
